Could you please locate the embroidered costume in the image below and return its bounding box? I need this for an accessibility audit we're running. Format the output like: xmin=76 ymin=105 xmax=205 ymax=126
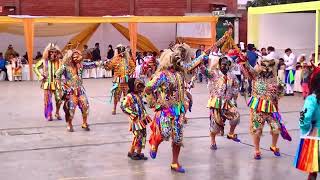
xmin=239 ymin=55 xmax=291 ymax=159
xmin=34 ymin=43 xmax=62 ymax=121
xmin=11 ymin=56 xmax=22 ymax=81
xmin=56 ymin=49 xmax=89 ymax=132
xmin=121 ymin=78 xmax=151 ymax=160
xmin=104 ymin=44 xmax=135 ymax=115
xmin=206 ymin=56 xmax=240 ymax=150
xmin=145 ymin=43 xmax=204 ymax=173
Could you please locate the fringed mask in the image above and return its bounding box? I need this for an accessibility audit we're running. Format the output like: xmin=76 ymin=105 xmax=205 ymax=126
xmin=116 ymin=45 xmax=126 ymax=57
xmin=258 ymin=59 xmax=276 ymax=78
xmin=48 ymin=43 xmax=59 ymax=61
xmin=71 ymin=50 xmax=83 ymax=63
xmin=219 ymin=57 xmax=231 ymax=75
xmin=134 ymin=79 xmax=145 ymax=93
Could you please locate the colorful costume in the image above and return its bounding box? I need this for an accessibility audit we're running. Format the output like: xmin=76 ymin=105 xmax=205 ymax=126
xmin=239 ymin=56 xmax=291 ymax=159
xmin=294 ymin=94 xmax=320 ymax=173
xmin=56 ymin=49 xmax=89 ymax=132
xmin=104 ymin=45 xmax=135 ymax=115
xmin=11 ymin=57 xmax=22 ymax=81
xmin=34 ymin=43 xmax=62 ymax=121
xmin=206 ymin=61 xmax=240 ymax=142
xmin=145 ymin=43 xmax=204 ymax=173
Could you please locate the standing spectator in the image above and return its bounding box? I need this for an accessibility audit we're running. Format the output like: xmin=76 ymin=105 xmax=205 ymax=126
xmin=266 ymin=46 xmax=279 ymax=60
xmin=261 ymin=48 xmax=268 ymax=56
xmin=82 ymin=45 xmax=92 ymax=61
xmin=22 ymin=52 xmax=28 ymax=64
xmin=107 ymin=45 xmax=114 ymax=60
xmin=283 ymin=48 xmax=296 ymax=96
xmin=5 ymin=44 xmax=19 ymax=62
xmin=10 ymin=55 xmax=22 ymax=81
xmin=301 ymin=62 xmax=313 ymax=99
xmin=92 ymin=43 xmax=101 ymax=61
xmin=246 ymin=44 xmax=258 ymax=95
xmin=0 ymin=52 xmax=8 ymax=81
xmin=196 ymin=44 xmax=206 ymax=83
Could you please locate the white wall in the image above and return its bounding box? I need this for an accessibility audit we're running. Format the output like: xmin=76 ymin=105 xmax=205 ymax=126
xmin=258 ymin=13 xmax=320 ymax=58
xmin=177 ymin=23 xmax=211 ymax=38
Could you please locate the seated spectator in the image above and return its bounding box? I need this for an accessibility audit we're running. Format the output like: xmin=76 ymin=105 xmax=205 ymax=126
xmin=5 ymin=44 xmax=19 ymax=62
xmin=0 ymin=52 xmax=8 ymax=81
xmin=34 ymin=51 xmax=42 ymax=60
xmin=21 ymin=52 xmax=28 ymax=64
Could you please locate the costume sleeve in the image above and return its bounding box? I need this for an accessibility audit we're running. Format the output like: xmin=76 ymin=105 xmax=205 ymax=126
xmin=146 ymin=72 xmax=167 ymax=92
xmin=55 ymin=64 xmax=65 ymax=80
xmin=183 ymin=54 xmax=207 ymax=72
xmin=104 ymin=57 xmax=116 ymax=70
xmin=33 ymin=59 xmax=44 ymax=79
xmin=121 ymin=94 xmax=137 ymax=116
xmin=239 ymin=61 xmax=256 ymax=80
xmin=299 ymin=95 xmax=317 ymax=135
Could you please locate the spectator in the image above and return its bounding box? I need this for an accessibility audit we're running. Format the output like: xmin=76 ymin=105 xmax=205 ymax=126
xmin=266 ymin=46 xmax=278 ymax=60
xmin=261 ymin=48 xmax=267 ymax=56
xmin=107 ymin=45 xmax=114 ymax=60
xmin=283 ymin=48 xmax=296 ymax=96
xmin=34 ymin=51 xmax=42 ymax=60
xmin=247 ymin=44 xmax=258 ymax=67
xmin=0 ymin=52 xmax=8 ymax=81
xmin=5 ymin=44 xmax=19 ymax=62
xmin=196 ymin=44 xmax=205 ymax=58
xmin=82 ymin=45 xmax=92 ymax=61
xmin=92 ymin=43 xmax=101 ymax=61
xmin=22 ymin=52 xmax=28 ymax=64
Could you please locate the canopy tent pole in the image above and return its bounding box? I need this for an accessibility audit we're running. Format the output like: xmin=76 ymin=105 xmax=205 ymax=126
xmin=315 ymin=10 xmax=319 ymax=65
xmin=23 ymin=19 xmax=34 ymax=80
xmin=211 ymin=20 xmax=217 ymax=46
xmin=128 ymin=22 xmax=137 ymax=60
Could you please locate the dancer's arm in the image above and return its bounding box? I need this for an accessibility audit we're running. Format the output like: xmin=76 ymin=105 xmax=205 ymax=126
xmin=299 ymin=95 xmax=317 ymax=135
xmin=183 ymin=54 xmax=208 ymax=72
xmin=121 ymin=94 xmax=137 ymax=117
xmin=33 ymin=59 xmax=44 ymax=80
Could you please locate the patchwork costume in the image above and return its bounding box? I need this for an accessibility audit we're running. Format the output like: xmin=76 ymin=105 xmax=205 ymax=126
xmin=56 ymin=50 xmax=89 ymax=132
xmin=104 ymin=46 xmax=135 ymax=114
xmin=121 ymin=92 xmax=152 ymax=150
xmin=207 ymin=68 xmax=240 ymax=138
xmin=34 ymin=43 xmax=62 ymax=121
xmin=145 ymin=44 xmax=205 ymax=173
xmin=239 ymin=56 xmax=291 ymax=159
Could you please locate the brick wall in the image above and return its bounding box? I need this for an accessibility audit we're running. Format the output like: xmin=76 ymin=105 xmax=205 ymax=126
xmin=80 ymin=0 xmax=129 ymax=16
xmin=135 ymin=0 xmax=186 ymax=16
xmin=20 ymin=0 xmax=75 ymax=16
xmin=238 ymin=9 xmax=247 ymax=44
xmin=191 ymin=0 xmax=237 ymax=14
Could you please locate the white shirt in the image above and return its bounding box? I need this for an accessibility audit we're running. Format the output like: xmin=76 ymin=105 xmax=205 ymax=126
xmin=284 ymin=53 xmax=296 ymax=70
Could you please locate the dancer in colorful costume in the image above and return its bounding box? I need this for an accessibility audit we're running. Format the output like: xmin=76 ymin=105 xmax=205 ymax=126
xmin=34 ymin=43 xmax=62 ymax=121
xmin=121 ymin=78 xmax=152 ymax=160
xmin=11 ymin=55 xmax=22 ymax=81
xmin=104 ymin=44 xmax=135 ymax=115
xmin=56 ymin=49 xmax=90 ymax=132
xmin=294 ymin=68 xmax=320 ymax=180
xmin=145 ymin=43 xmax=206 ymax=173
xmin=206 ymin=56 xmax=241 ymax=150
xmin=239 ymin=54 xmax=291 ymax=160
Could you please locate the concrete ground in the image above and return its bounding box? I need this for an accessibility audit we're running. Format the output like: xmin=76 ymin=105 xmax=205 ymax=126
xmin=0 ymin=79 xmax=307 ymax=180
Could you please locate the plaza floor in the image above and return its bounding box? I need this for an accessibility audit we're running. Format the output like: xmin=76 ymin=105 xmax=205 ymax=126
xmin=0 ymin=79 xmax=307 ymax=180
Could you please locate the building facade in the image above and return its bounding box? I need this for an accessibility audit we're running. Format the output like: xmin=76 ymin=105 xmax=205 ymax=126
xmin=0 ymin=0 xmax=247 ymax=43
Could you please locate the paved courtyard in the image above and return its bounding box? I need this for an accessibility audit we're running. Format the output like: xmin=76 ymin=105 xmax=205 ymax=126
xmin=0 ymin=79 xmax=307 ymax=180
